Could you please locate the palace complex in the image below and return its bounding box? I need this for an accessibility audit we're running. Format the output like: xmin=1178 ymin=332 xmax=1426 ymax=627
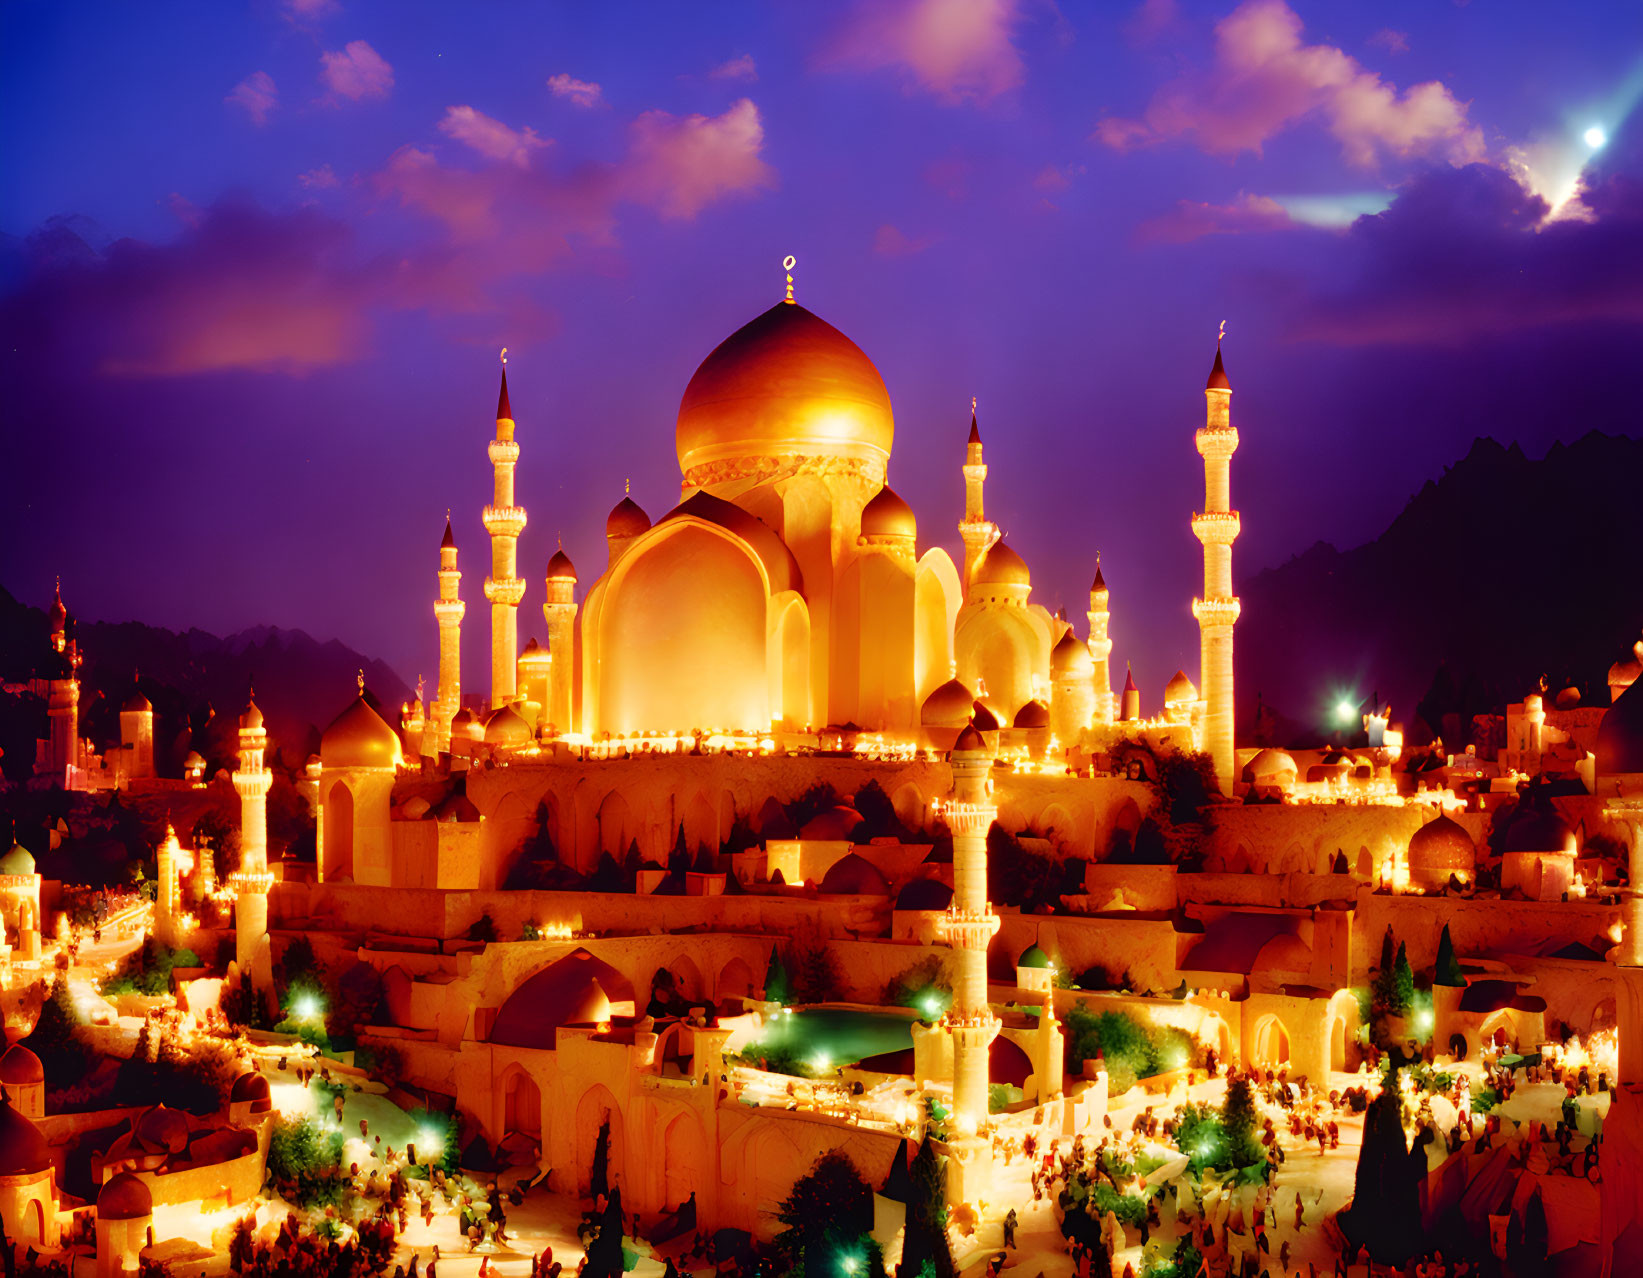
xmin=6 ymin=271 xmax=1643 ymax=1277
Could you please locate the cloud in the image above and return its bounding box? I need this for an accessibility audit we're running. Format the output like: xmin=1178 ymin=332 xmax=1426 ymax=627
xmin=0 ymin=202 xmax=375 ymax=377
xmin=226 ymin=72 xmax=278 ymax=126
xmin=1126 ymin=0 xmax=1181 ymax=45
xmin=826 ymin=0 xmax=1025 ymax=105
xmin=1139 ymin=192 xmax=1295 ymax=242
xmin=1095 ymin=0 xmax=1483 ymax=168
xmin=438 ymin=106 xmax=549 ymax=168
xmin=546 ymin=74 xmax=603 ymax=109
xmin=709 ymin=54 xmax=758 ymax=82
xmin=622 ymin=98 xmax=776 ymax=218
xmin=873 ymin=224 xmax=937 ymax=256
xmin=298 ymin=164 xmax=340 ymax=190
xmin=320 ymin=40 xmax=394 ymax=102
xmin=1368 ymin=28 xmax=1409 ymax=55
xmin=1294 ymin=148 xmax=1643 ymax=344
xmin=283 ymin=0 xmax=338 ymax=22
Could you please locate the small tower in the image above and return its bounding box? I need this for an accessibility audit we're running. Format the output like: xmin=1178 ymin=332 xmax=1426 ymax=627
xmin=941 ymin=722 xmax=1000 ymax=1137
xmin=119 ymin=675 xmax=155 ymax=782
xmin=155 ymin=824 xmax=181 ymax=949
xmin=542 ymin=548 xmax=578 ymax=735
xmin=1120 ymin=665 xmax=1140 ymax=722
xmin=47 ymin=580 xmax=66 ymax=655
xmin=482 ymin=361 xmax=527 ymax=708
xmin=230 ymin=692 xmax=274 ymax=998
xmin=1087 ymin=559 xmax=1113 ymax=725
xmin=1191 ymin=332 xmax=1241 ymax=794
xmin=44 ymin=587 xmax=80 ymax=783
xmin=606 ymin=482 xmax=651 ymax=570
xmin=433 ymin=517 xmax=465 ymax=751
xmin=958 ymin=401 xmax=999 ymax=595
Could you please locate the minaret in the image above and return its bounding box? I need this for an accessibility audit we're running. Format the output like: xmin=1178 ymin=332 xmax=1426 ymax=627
xmin=542 ymin=546 xmax=578 ymax=735
xmin=958 ymin=400 xmax=999 ymax=594
xmin=1087 ymin=559 xmax=1113 ymax=725
xmin=48 ymin=579 xmax=66 ymax=654
xmin=434 ymin=516 xmax=465 ymax=750
xmin=1192 ymin=331 xmax=1241 ymax=795
xmin=155 ymin=824 xmax=180 ymax=949
xmin=940 ymin=722 xmax=1000 ymax=1137
xmin=230 ymin=690 xmax=274 ymax=995
xmin=483 ymin=359 xmax=527 ymax=707
xmin=46 ymin=591 xmax=80 ymax=782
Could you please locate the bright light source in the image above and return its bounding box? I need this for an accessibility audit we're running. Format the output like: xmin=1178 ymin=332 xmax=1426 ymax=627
xmin=921 ymin=995 xmax=941 ymax=1017
xmin=843 ymin=1259 xmax=860 ymax=1276
xmin=418 ymin=1126 xmax=445 ymax=1154
xmin=1584 ymin=126 xmax=1607 ymax=150
xmin=293 ymin=994 xmax=322 ymax=1021
xmin=811 ymin=1051 xmax=831 ymax=1071
xmin=1415 ymin=1010 xmax=1433 ymax=1032
xmin=1335 ymin=699 xmax=1357 ymax=723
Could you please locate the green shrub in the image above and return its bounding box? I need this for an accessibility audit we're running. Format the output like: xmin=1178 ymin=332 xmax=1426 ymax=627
xmin=267 ymin=1116 xmax=346 ymax=1209
xmin=988 ymin=1084 xmax=1022 ymax=1112
xmin=1471 ymin=1085 xmax=1499 ymax=1114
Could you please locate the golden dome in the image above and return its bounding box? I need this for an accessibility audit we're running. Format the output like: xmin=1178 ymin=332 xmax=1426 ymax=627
xmin=546 ymin=549 xmax=577 ymax=582
xmin=1050 ymin=630 xmax=1094 ymax=676
xmin=320 ymin=693 xmax=402 ymax=770
xmin=862 ymin=485 xmax=916 ymax=539
xmin=606 ymin=496 xmax=651 ymax=540
xmin=483 ymin=704 xmax=533 ymax=749
xmin=0 ymin=1098 xmax=47 ymax=1178
xmin=1408 ymin=813 xmax=1475 ymax=875
xmin=676 ymin=301 xmax=893 ymax=476
xmin=0 ymin=1044 xmax=43 ymax=1086
xmin=98 ymin=1172 xmax=154 ymax=1221
xmin=974 ymin=542 xmax=1030 ymax=588
xmin=921 ymin=677 xmax=974 ymax=728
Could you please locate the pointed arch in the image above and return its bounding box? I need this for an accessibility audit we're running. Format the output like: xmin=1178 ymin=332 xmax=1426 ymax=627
xmin=322 ymin=779 xmax=354 ymax=883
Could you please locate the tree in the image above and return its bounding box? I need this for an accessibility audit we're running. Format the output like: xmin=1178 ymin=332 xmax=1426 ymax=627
xmin=1433 ymin=925 xmax=1465 ymax=987
xmin=26 ymin=978 xmax=88 ymax=1078
xmin=899 ymin=1133 xmax=954 ymax=1278
xmin=764 ymin=948 xmax=791 ymax=1004
xmin=584 ymin=1186 xmax=626 ymax=1278
xmin=1222 ymin=1075 xmax=1262 ymax=1168
xmin=793 ymin=943 xmax=841 ymax=1003
xmin=1392 ymin=943 xmax=1415 ymax=1015
xmin=775 ymin=1151 xmax=877 ymax=1278
xmin=1339 ymin=1068 xmax=1423 ymax=1262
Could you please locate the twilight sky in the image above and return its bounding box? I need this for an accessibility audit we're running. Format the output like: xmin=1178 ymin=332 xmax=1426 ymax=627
xmin=3 ymin=0 xmax=1642 ymax=711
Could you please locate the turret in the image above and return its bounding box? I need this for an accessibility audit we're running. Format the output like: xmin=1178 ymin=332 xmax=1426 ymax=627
xmin=958 ymin=400 xmax=1000 ymax=594
xmin=433 ymin=517 xmax=465 ymax=750
xmin=542 ymin=547 xmax=578 ymax=735
xmin=1087 ymin=559 xmax=1113 ymax=725
xmin=482 ymin=362 xmax=527 ymax=706
xmin=1120 ymin=664 xmax=1140 ymax=722
xmin=230 ymin=690 xmax=274 ymax=999
xmin=1191 ymin=333 xmax=1241 ymax=794
xmin=119 ymin=674 xmax=154 ymax=781
xmin=941 ymin=721 xmax=1000 ymax=1138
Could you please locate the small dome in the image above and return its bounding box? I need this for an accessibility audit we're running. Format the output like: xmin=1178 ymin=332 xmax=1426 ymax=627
xmin=240 ymin=698 xmax=263 ymax=731
xmin=607 ymin=496 xmax=651 ymax=540
xmin=0 ymin=1044 xmax=43 ymax=1085
xmin=122 ymin=689 xmax=152 ymax=714
xmin=1018 ymin=943 xmax=1051 ymax=969
xmin=229 ymin=1072 xmax=271 ymax=1106
xmin=1050 ymin=631 xmax=1094 ymax=677
xmin=1241 ymin=748 xmax=1298 ymax=784
xmin=483 ymin=704 xmax=533 ymax=749
xmin=1554 ymin=685 xmax=1581 ymax=709
xmin=0 ymin=1099 xmax=48 ymax=1177
xmin=546 ymin=550 xmax=578 ymax=582
xmin=973 ymin=542 xmax=1030 ymax=589
xmin=953 ymin=722 xmax=989 ymax=755
xmin=321 ymin=693 xmax=402 ymax=770
xmin=98 ymin=1171 xmax=153 ymax=1221
xmin=800 ymin=806 xmax=861 ymax=842
xmin=1013 ymin=699 xmax=1051 ymax=729
xmin=819 ymin=852 xmax=889 ymax=896
xmin=1408 ymin=814 xmax=1475 ymax=878
xmin=895 ymin=878 xmax=953 ymax=911
xmin=921 ymin=678 xmax=975 ymax=728
xmin=862 ymin=486 xmax=916 ymax=539
xmin=135 ymin=1105 xmax=190 ymax=1155
xmin=971 ymin=700 xmax=1001 ymax=732
xmin=1502 ymin=804 xmax=1575 ymax=854
xmin=1164 ymin=671 xmax=1198 ymax=703
xmin=1597 ymin=676 xmax=1643 ymax=775
xmin=0 ymin=844 xmax=35 ymax=877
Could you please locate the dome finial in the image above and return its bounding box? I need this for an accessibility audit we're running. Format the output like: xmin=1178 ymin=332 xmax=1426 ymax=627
xmin=782 ymin=254 xmax=796 ymax=304
xmin=357 ymin=668 xmax=365 ymax=693
xmin=624 ymin=476 xmax=631 ymax=496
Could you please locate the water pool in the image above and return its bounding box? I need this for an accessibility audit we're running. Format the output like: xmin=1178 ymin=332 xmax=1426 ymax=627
xmin=751 ymin=1006 xmax=918 ymax=1068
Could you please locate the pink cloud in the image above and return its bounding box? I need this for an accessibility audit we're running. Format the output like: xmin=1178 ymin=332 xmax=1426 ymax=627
xmin=1138 ymin=193 xmax=1295 ymax=243
xmin=438 ymin=106 xmax=549 ymax=168
xmin=1127 ymin=0 xmax=1181 ymax=45
xmin=284 ymin=0 xmax=338 ymax=22
xmin=320 ymin=40 xmax=394 ymax=102
xmin=873 ymin=224 xmax=937 ymax=256
xmin=709 ymin=54 xmax=758 ymax=82
xmin=226 ymin=71 xmax=278 ymax=126
xmin=622 ymin=99 xmax=776 ymax=219
xmin=826 ymin=0 xmax=1025 ymax=105
xmin=1095 ymin=0 xmax=1483 ymax=168
xmin=546 ymin=74 xmax=603 ymax=109
xmin=298 ymin=164 xmax=340 ymax=189
xmin=1368 ymin=29 xmax=1410 ymax=56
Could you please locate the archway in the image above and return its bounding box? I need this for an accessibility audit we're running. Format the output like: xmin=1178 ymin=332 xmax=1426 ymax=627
xmin=1200 ymin=1014 xmax=1232 ymax=1063
xmin=597 ymin=790 xmax=633 ymax=861
xmin=1479 ymin=1011 xmax=1516 ymax=1051
xmin=681 ymin=792 xmax=717 ymax=856
xmin=772 ymin=598 xmax=811 ymax=730
xmin=504 ymin=1068 xmax=543 ymax=1143
xmin=322 ymin=780 xmax=354 ymax=882
xmin=1328 ymin=1016 xmax=1347 ymax=1072
xmin=717 ymin=956 xmax=755 ymax=1002
xmin=661 ymin=1111 xmax=710 ymax=1213
xmin=24 ymin=1196 xmax=44 ymax=1246
xmin=1591 ymin=996 xmax=1618 ymax=1033
xmin=1251 ymin=1015 xmax=1291 ymax=1067
xmin=1449 ymin=1032 xmax=1469 ymax=1060
xmin=575 ymin=1085 xmax=625 ymax=1195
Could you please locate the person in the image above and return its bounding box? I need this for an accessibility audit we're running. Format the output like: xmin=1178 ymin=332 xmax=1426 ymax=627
xmin=1004 ymin=1209 xmax=1018 ymax=1250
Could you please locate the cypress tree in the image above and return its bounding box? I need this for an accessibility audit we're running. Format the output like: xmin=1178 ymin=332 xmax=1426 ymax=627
xmin=1393 ymin=943 xmax=1415 ymax=1015
xmin=1433 ymin=925 xmax=1465 ymax=987
xmin=585 ymin=1186 xmax=626 ymax=1278
xmin=899 ymin=1136 xmax=954 ymax=1278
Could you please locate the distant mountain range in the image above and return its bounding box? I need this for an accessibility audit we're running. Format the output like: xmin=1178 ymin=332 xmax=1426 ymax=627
xmin=0 ymin=583 xmax=409 ymax=774
xmin=1237 ymin=431 xmax=1643 ymax=745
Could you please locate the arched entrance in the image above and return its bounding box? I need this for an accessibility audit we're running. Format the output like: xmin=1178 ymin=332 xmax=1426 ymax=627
xmin=718 ymin=956 xmax=755 ymax=1001
xmin=1251 ymin=1015 xmax=1291 ymax=1067
xmin=575 ymin=1085 xmax=624 ymax=1195
xmin=597 ymin=791 xmax=633 ymax=860
xmin=504 ymin=1068 xmax=542 ymax=1143
xmin=661 ymin=1111 xmax=709 ymax=1212
xmin=1329 ymin=1016 xmax=1347 ymax=1072
xmin=322 ymin=780 xmax=354 ymax=882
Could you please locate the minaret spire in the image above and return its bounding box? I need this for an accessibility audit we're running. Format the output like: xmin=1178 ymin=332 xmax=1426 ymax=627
xmin=483 ymin=349 xmax=527 ymax=706
xmin=1192 ymin=326 xmax=1241 ymax=793
xmin=1087 ymin=555 xmax=1113 ymax=725
xmin=959 ymin=398 xmax=999 ymax=594
xmin=434 ymin=514 xmax=466 ymax=750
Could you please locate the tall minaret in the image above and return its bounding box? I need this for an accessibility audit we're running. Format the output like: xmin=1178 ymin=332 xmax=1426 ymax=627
xmin=958 ymin=400 xmax=999 ymax=594
xmin=46 ymin=588 xmax=80 ymax=781
xmin=230 ymin=690 xmax=274 ymax=995
xmin=941 ymin=722 xmax=1000 ymax=1137
xmin=433 ymin=516 xmax=465 ymax=749
xmin=543 ymin=546 xmax=578 ymax=735
xmin=1191 ymin=330 xmax=1241 ymax=795
xmin=483 ymin=358 xmax=527 ymax=707
xmin=1087 ymin=558 xmax=1113 ymax=725
xmin=155 ymin=824 xmax=180 ymax=949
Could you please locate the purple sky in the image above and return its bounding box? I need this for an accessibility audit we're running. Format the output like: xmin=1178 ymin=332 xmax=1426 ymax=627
xmin=3 ymin=0 xmax=1641 ymax=711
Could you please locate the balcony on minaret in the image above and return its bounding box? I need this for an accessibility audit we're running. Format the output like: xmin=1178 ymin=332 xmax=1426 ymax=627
xmin=487 ymin=437 xmax=520 ymax=466
xmin=482 ymin=504 xmax=527 ymax=538
xmin=1191 ymin=510 xmax=1242 ymax=545
xmin=484 ymin=577 xmax=527 ymax=606
xmin=1195 ymin=425 xmax=1240 ymax=459
xmin=1192 ymin=597 xmax=1242 ymax=628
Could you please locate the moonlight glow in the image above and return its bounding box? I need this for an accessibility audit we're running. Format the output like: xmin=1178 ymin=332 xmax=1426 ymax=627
xmin=1585 ymin=125 xmax=1608 ymax=149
